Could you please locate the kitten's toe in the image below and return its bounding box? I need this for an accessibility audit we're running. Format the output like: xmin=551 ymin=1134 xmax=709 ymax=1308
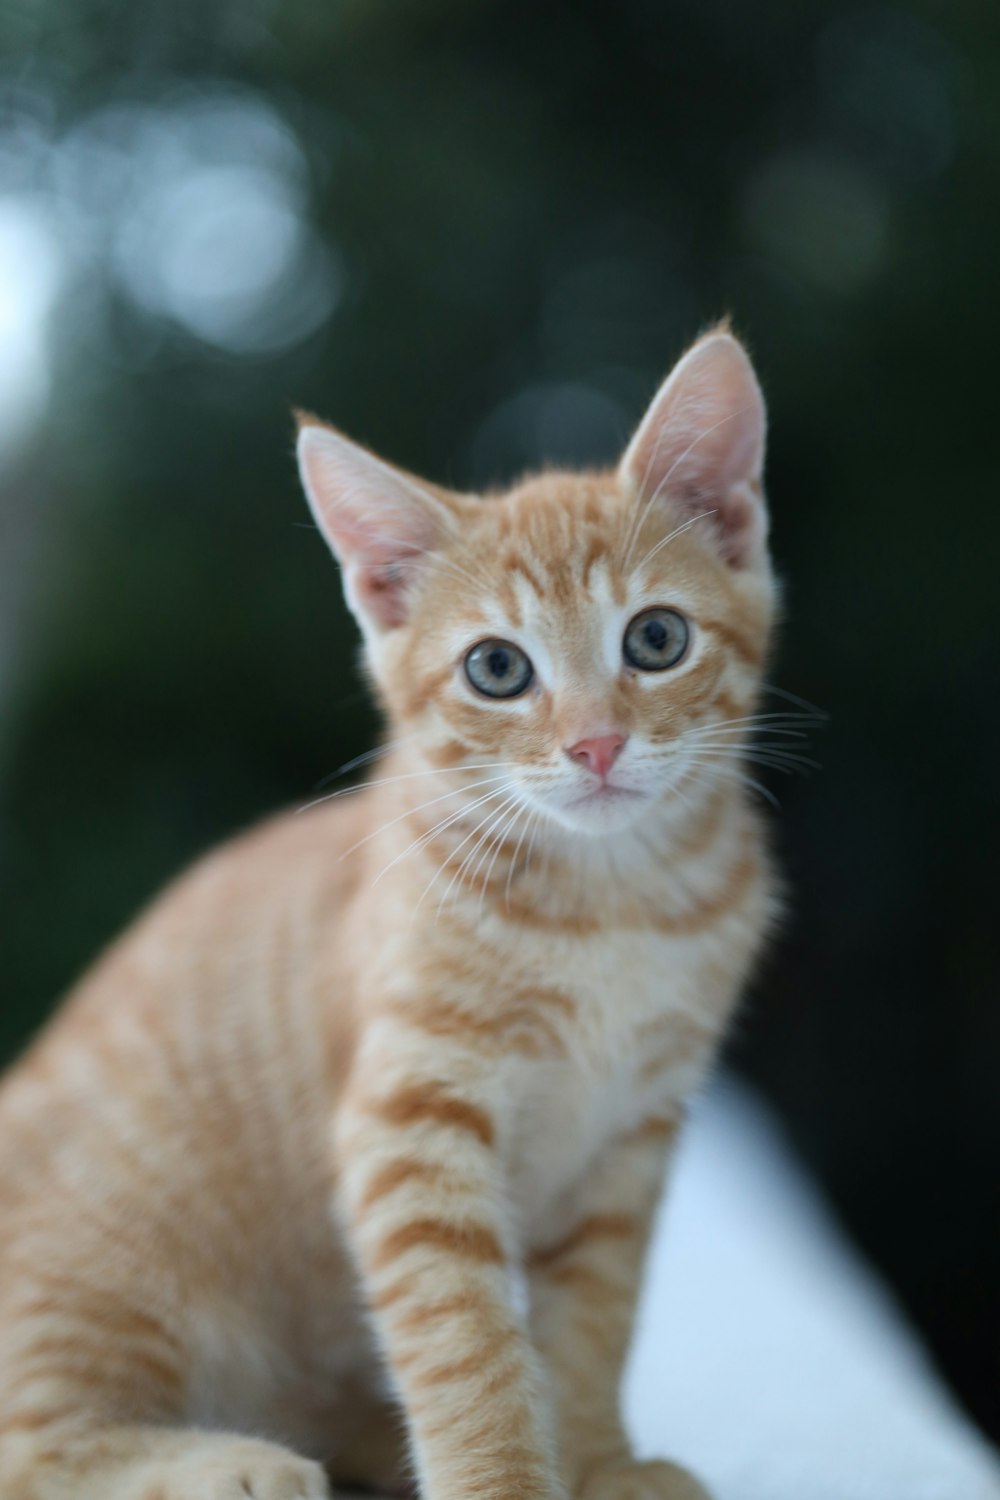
xmin=579 ymin=1457 xmax=712 ymax=1500
xmin=234 ymin=1452 xmax=329 ymax=1500
xmin=161 ymin=1436 xmax=330 ymax=1500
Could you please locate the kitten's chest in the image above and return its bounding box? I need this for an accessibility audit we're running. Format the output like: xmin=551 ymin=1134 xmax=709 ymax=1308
xmin=499 ymin=931 xmax=716 ymax=1247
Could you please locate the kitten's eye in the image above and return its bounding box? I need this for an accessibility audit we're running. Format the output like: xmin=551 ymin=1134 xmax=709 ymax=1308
xmin=623 ymin=608 xmax=690 ymax=671
xmin=464 ymin=639 xmax=534 ymax=699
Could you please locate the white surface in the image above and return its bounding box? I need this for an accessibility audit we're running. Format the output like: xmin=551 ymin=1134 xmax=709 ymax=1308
xmin=625 ymin=1077 xmax=1000 ymax=1500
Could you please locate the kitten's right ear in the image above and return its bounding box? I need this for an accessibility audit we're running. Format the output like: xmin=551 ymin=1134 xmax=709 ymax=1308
xmin=295 ymin=415 xmax=455 ymax=633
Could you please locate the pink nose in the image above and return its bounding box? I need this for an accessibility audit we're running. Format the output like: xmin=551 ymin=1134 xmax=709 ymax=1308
xmin=566 ymin=732 xmax=627 ymax=780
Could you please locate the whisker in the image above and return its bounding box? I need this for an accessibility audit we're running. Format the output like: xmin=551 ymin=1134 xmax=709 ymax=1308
xmin=734 ymin=773 xmax=781 ymax=809
xmin=504 ymin=805 xmax=538 ymax=909
xmin=686 ymin=710 xmax=825 ymax=734
xmin=298 ymin=761 xmax=509 ymax=815
xmin=330 ymin=520 xmax=491 ymax=596
xmin=686 ymin=741 xmax=819 ymax=771
xmin=679 ymin=715 xmax=823 ymax=765
xmin=523 ymin=810 xmax=543 ymax=877
xmin=738 ymin=752 xmax=818 ymax=774
xmin=476 ymin=800 xmax=526 ymax=915
xmin=632 ymin=508 xmax=719 ymax=575
xmin=312 ymin=734 xmax=419 ymax=791
xmin=761 ymin=681 xmax=828 ymax=718
xmin=464 ymin=794 xmax=523 ymax=901
xmin=683 ymin=725 xmax=812 ymax=741
xmin=338 ymin=774 xmax=512 ymax=860
xmin=374 ymin=518 xmax=498 ymax=597
xmin=664 ymin=773 xmax=701 ymax=819
xmin=370 ymin=781 xmax=519 ymax=889
xmin=413 ymin=787 xmax=521 ymax=917
xmin=432 ymin=793 xmax=523 ymax=921
xmin=681 ymin=708 xmax=824 ymax=780
xmin=388 ymin=554 xmax=495 ymax=596
xmin=689 ymin=758 xmax=782 ymax=810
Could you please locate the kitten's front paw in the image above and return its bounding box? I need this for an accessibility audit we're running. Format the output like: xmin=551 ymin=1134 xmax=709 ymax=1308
xmin=148 ymin=1436 xmax=330 ymax=1500
xmin=579 ymin=1458 xmax=712 ymax=1500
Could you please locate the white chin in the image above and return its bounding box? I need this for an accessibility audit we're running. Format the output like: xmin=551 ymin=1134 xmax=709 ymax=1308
xmin=545 ymin=790 xmax=649 ymax=837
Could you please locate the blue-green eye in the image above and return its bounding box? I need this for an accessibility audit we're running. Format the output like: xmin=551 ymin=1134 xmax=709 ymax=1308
xmin=623 ymin=608 xmax=689 ymax=671
xmin=464 ymin=639 xmax=534 ymax=699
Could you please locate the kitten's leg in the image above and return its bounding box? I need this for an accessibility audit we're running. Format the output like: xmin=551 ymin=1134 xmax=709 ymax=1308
xmin=0 ymin=1420 xmax=330 ymax=1500
xmin=0 ymin=1298 xmax=329 ymax=1500
xmin=334 ymin=1065 xmax=563 ymax=1500
xmin=526 ymin=1113 xmax=710 ymax=1500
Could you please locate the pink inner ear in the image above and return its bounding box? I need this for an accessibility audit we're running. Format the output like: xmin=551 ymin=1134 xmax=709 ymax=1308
xmin=716 ymin=483 xmax=762 ymax=568
xmin=329 ymin=510 xmax=428 ymax=569
xmin=297 ymin=421 xmax=448 ymax=631
xmin=336 ymin=513 xmax=437 ymax=629
xmin=330 ymin=504 xmax=437 ymax=631
xmin=621 ymin=333 xmax=768 ymax=569
xmin=350 ymin=559 xmax=415 ymax=630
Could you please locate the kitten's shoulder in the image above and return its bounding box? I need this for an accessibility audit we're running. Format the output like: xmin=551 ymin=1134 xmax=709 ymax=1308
xmin=59 ymin=793 xmax=368 ymax=1014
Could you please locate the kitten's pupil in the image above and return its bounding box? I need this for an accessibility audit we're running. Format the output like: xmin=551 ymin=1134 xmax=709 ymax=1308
xmin=644 ymin=619 xmax=667 ymax=652
xmin=488 ymin=647 xmax=511 ymax=680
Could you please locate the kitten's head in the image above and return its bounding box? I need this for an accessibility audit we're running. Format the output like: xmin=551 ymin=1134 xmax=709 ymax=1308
xmin=297 ymin=326 xmax=777 ymax=838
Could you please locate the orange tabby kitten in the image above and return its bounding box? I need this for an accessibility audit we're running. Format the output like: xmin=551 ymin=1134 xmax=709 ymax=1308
xmin=0 ymin=326 xmax=780 ymax=1500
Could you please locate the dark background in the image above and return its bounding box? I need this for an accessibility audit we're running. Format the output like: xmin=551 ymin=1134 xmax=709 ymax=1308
xmin=1 ymin=0 xmax=997 ymax=1443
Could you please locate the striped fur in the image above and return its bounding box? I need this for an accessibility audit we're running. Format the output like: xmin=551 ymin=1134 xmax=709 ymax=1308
xmin=0 ymin=329 xmax=780 ymax=1500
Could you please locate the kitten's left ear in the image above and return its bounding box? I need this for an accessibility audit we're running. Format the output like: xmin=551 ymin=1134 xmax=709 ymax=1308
xmin=296 ymin=415 xmax=457 ymax=633
xmin=619 ymin=326 xmax=768 ymax=568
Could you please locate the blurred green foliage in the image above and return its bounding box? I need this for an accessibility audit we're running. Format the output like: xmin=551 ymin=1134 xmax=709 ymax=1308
xmin=0 ymin=0 xmax=998 ymax=1440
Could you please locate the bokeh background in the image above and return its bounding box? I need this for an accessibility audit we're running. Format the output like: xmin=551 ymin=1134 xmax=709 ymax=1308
xmin=1 ymin=0 xmax=997 ymax=1442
